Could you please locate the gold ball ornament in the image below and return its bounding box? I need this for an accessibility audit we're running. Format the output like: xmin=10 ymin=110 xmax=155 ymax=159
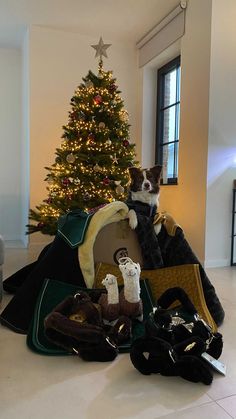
xmin=99 ymin=122 xmax=106 ymax=129
xmin=106 ymin=139 xmax=112 ymax=146
xmin=116 ymin=184 xmax=124 ymax=194
xmin=66 ymin=153 xmax=76 ymax=163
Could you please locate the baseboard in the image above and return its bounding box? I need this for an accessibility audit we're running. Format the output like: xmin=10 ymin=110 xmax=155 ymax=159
xmin=204 ymin=258 xmax=230 ymax=268
xmin=4 ymin=240 xmax=28 ymax=249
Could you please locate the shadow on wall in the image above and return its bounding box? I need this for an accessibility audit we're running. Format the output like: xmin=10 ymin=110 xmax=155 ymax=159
xmin=207 ymin=144 xmax=236 ymax=187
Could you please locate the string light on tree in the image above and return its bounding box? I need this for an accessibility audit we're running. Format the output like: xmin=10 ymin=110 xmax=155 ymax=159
xmin=27 ymin=36 xmax=138 ymax=235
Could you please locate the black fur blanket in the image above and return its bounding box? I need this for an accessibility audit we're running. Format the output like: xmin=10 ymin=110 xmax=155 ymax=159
xmin=130 ymin=209 xmax=224 ymax=327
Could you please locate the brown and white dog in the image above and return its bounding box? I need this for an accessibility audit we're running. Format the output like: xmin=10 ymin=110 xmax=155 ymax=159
xmin=127 ymin=165 xmax=162 ymax=233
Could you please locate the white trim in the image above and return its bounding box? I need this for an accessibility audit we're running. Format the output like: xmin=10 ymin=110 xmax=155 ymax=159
xmin=4 ymin=240 xmax=27 ymax=249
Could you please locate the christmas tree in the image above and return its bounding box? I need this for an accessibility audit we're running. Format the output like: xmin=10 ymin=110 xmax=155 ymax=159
xmin=27 ymin=37 xmax=137 ymax=235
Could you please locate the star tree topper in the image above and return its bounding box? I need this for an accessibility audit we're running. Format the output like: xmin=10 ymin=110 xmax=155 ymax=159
xmin=91 ymin=37 xmax=111 ymax=60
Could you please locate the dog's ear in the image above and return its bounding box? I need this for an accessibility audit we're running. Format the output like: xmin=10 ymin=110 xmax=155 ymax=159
xmin=128 ymin=167 xmax=141 ymax=180
xmin=149 ymin=165 xmax=162 ymax=182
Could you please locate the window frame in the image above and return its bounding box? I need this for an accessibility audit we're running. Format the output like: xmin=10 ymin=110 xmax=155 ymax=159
xmin=155 ymin=55 xmax=181 ymax=185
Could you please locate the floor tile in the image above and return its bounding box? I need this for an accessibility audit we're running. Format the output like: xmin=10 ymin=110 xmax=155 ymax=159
xmin=160 ymin=402 xmax=232 ymax=419
xmin=217 ymin=394 xmax=236 ymax=418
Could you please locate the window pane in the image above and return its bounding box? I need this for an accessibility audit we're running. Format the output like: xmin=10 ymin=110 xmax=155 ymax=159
xmin=163 ymin=106 xmax=176 ymax=143
xmin=162 ymin=143 xmax=175 ymax=183
xmin=164 ymin=69 xmax=177 ymax=107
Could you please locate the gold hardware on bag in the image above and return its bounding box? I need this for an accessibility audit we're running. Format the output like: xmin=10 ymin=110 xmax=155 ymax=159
xmin=118 ymin=323 xmax=125 ymax=333
xmin=184 ymin=341 xmax=196 ymax=352
xmin=69 ymin=311 xmax=86 ymax=323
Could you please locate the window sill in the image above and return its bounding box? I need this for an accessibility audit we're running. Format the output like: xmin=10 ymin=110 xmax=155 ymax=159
xmin=161 ymin=178 xmax=178 ymax=185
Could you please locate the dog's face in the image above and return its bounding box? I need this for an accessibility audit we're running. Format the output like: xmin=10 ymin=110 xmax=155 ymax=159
xmin=128 ymin=165 xmax=162 ymax=195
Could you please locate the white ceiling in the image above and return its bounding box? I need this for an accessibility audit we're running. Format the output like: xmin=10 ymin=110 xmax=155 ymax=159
xmin=0 ymin=0 xmax=179 ymax=48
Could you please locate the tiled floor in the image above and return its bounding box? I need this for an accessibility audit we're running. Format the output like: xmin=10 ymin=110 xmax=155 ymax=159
xmin=1 ymin=247 xmax=236 ymax=419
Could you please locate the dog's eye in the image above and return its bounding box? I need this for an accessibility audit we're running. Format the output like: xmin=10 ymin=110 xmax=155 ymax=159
xmin=146 ymin=172 xmax=154 ymax=182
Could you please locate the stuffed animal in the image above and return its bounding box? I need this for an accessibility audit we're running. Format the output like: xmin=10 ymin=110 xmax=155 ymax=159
xmin=98 ymin=274 xmax=120 ymax=322
xmin=118 ymin=257 xmax=143 ymax=321
xmin=130 ymin=335 xmax=213 ymax=385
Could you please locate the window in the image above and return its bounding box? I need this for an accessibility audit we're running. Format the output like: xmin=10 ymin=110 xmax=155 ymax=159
xmin=155 ymin=56 xmax=181 ymax=185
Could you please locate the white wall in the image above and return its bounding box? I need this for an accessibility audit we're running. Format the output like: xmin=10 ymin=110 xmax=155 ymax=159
xmin=0 ymin=47 xmax=24 ymax=244
xmin=205 ymin=0 xmax=236 ymax=267
xmin=28 ymin=26 xmax=139 ymax=246
xmin=21 ymin=30 xmax=30 ymax=247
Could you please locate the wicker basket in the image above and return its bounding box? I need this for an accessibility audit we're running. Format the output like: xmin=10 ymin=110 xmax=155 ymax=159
xmin=94 ymin=262 xmax=217 ymax=332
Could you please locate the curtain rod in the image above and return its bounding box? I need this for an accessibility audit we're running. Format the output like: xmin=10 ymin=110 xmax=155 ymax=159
xmin=136 ymin=1 xmax=187 ymax=49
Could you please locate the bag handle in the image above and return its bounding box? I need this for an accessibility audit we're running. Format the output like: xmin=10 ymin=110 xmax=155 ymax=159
xmin=157 ymin=287 xmax=197 ymax=316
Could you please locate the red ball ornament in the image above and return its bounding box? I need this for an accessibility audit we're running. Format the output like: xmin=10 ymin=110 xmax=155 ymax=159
xmin=94 ymin=94 xmax=102 ymax=105
xmin=103 ymin=177 xmax=110 ymax=185
xmin=109 ymin=84 xmax=117 ymax=92
xmin=123 ymin=139 xmax=130 ymax=147
xmin=62 ymin=178 xmax=70 ymax=186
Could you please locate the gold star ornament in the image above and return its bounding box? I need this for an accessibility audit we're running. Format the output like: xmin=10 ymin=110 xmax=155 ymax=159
xmin=91 ymin=37 xmax=111 ymax=60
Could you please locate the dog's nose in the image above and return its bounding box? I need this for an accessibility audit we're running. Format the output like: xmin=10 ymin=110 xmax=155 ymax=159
xmin=144 ymin=182 xmax=150 ymax=190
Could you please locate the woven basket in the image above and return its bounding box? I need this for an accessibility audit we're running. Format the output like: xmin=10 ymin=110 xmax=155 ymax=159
xmin=94 ymin=262 xmax=217 ymax=333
